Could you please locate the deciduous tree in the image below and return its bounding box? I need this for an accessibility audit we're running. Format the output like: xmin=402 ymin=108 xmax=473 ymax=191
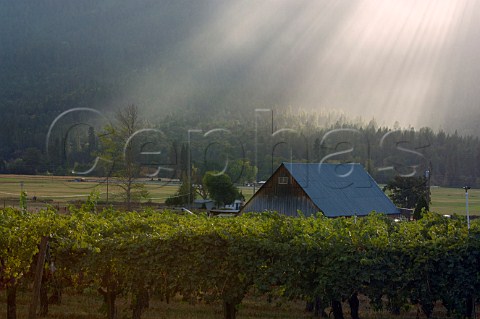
xmin=100 ymin=104 xmax=149 ymax=210
xmin=203 ymin=172 xmax=240 ymax=207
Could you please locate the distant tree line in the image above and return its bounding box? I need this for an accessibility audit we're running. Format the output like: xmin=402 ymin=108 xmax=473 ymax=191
xmin=1 ymin=109 xmax=480 ymax=189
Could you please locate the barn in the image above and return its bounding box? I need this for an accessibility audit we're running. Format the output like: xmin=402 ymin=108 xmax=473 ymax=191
xmin=241 ymin=162 xmax=399 ymax=217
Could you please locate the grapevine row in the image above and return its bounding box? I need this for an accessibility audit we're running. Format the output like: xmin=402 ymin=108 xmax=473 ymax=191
xmin=1 ymin=206 xmax=479 ymax=319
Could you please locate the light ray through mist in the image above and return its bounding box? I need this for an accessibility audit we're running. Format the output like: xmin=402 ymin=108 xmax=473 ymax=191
xmin=122 ymin=0 xmax=480 ymax=133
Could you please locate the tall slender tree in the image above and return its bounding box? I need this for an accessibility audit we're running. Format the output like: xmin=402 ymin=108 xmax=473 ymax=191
xmin=100 ymin=104 xmax=149 ymax=210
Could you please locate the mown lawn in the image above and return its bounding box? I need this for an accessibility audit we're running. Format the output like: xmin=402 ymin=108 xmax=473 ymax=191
xmin=0 ymin=174 xmax=180 ymax=203
xmin=0 ymin=174 xmax=478 ymax=215
xmin=430 ymin=186 xmax=480 ymax=216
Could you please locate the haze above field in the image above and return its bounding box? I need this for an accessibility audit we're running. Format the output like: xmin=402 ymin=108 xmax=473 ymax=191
xmin=1 ymin=0 xmax=480 ymax=135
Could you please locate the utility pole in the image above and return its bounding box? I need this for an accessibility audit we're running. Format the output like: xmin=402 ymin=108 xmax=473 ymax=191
xmin=188 ymin=130 xmax=202 ymax=207
xmin=106 ymin=176 xmax=109 ymax=204
xmin=425 ymin=169 xmax=430 ymax=205
xmin=463 ymin=186 xmax=471 ymax=230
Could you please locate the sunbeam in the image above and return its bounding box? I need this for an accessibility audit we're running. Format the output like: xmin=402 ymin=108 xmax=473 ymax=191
xmin=118 ymin=0 xmax=480 ymax=132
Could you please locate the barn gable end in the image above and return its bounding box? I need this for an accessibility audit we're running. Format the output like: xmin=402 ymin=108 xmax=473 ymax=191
xmin=241 ymin=164 xmax=321 ymax=217
xmin=241 ymin=163 xmax=399 ymax=217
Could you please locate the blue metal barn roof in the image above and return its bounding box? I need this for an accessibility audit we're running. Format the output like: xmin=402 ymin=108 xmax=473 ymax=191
xmin=282 ymin=163 xmax=398 ymax=217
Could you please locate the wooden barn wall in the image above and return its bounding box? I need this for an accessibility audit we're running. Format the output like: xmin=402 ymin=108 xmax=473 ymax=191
xmin=242 ymin=166 xmax=321 ymax=217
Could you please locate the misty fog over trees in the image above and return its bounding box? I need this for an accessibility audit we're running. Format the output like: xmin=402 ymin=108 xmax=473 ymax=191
xmin=2 ymin=107 xmax=480 ymax=188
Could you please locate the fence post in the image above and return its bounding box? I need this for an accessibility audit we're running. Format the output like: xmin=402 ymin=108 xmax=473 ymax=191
xmin=28 ymin=236 xmax=49 ymax=319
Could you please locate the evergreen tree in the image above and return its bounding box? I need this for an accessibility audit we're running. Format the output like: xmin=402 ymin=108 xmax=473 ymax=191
xmin=413 ymin=196 xmax=429 ymax=220
xmin=383 ymin=176 xmax=431 ymax=209
xmin=165 ymin=173 xmax=195 ymax=206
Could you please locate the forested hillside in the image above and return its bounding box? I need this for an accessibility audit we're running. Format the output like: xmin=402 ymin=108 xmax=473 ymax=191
xmin=0 ymin=1 xmax=214 ymax=163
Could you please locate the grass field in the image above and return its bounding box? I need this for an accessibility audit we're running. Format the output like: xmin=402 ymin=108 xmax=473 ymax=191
xmin=0 ymin=290 xmax=312 ymax=319
xmin=0 ymin=288 xmax=468 ymax=319
xmin=429 ymin=186 xmax=480 ymax=216
xmin=0 ymin=174 xmax=478 ymax=215
xmin=0 ymin=174 xmax=180 ymax=203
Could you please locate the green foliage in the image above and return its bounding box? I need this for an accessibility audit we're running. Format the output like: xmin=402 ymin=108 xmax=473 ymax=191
xmin=203 ymin=172 xmax=241 ymax=207
xmin=0 ymin=208 xmax=58 ymax=288
xmin=1 ymin=207 xmax=480 ymax=319
xmin=225 ymin=159 xmax=257 ymax=185
xmin=413 ymin=196 xmax=429 ymax=220
xmin=165 ymin=173 xmax=194 ymax=206
xmin=384 ymin=176 xmax=430 ymax=209
xmin=19 ymin=190 xmax=27 ymax=212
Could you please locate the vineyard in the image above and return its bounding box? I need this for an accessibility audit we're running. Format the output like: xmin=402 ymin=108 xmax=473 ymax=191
xmin=1 ymin=201 xmax=479 ymax=319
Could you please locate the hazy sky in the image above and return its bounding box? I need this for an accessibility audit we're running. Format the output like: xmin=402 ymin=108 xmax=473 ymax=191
xmin=3 ymin=0 xmax=480 ymax=134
